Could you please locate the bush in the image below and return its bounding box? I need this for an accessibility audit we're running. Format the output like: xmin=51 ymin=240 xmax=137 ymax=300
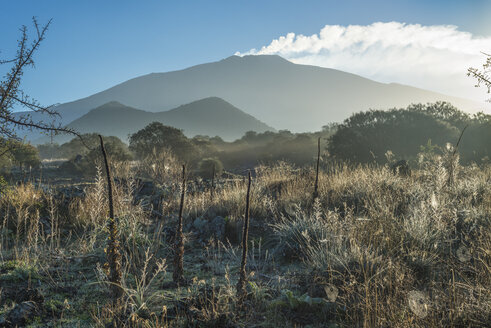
xmin=58 ymin=135 xmax=132 ymax=177
xmin=10 ymin=142 xmax=41 ymax=170
xmin=328 ymin=103 xmax=460 ymax=164
xmin=197 ymin=158 xmax=223 ymax=179
xmin=328 ymin=102 xmax=491 ymax=165
xmin=129 ymin=122 xmax=199 ymax=163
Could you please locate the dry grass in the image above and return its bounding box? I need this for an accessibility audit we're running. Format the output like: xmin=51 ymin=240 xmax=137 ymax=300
xmin=0 ymin=153 xmax=490 ymax=327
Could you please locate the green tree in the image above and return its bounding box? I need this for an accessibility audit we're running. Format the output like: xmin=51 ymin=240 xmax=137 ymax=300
xmin=11 ymin=142 xmax=41 ymax=170
xmin=328 ymin=104 xmax=460 ymax=164
xmin=58 ymin=134 xmax=132 ymax=176
xmin=0 ymin=141 xmax=13 ymax=172
xmin=408 ymin=102 xmax=470 ymax=129
xmin=59 ymin=133 xmax=126 ymax=159
xmin=129 ymin=122 xmax=198 ymax=162
xmin=460 ymin=112 xmax=491 ymax=164
xmin=78 ymin=137 xmax=132 ymax=176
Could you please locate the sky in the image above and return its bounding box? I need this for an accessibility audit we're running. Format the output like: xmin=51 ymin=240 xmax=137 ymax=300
xmin=1 ymin=0 xmax=491 ymax=111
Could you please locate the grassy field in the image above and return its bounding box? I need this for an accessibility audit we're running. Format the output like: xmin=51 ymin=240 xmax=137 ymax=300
xmin=0 ymin=152 xmax=490 ymax=327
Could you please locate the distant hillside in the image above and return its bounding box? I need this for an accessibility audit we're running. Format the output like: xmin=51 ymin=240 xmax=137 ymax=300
xmin=48 ymin=97 xmax=273 ymax=143
xmin=17 ymin=54 xmax=487 ymax=140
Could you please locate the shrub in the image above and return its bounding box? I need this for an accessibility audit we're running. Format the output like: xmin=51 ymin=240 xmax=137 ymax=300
xmin=197 ymin=158 xmax=223 ymax=179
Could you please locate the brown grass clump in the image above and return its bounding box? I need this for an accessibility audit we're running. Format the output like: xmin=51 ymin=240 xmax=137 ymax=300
xmin=0 ymin=147 xmax=489 ymax=327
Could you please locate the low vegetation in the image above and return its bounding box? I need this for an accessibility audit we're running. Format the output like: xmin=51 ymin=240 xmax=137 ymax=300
xmin=0 ymin=128 xmax=489 ymax=326
xmin=31 ymin=102 xmax=490 ymax=182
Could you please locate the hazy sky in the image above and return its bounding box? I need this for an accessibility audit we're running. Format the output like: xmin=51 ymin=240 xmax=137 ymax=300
xmin=1 ymin=0 xmax=491 ymax=110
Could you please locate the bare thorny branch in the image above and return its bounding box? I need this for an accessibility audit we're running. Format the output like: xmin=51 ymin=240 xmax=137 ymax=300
xmin=0 ymin=17 xmax=90 ymax=156
xmin=468 ymin=52 xmax=491 ymax=101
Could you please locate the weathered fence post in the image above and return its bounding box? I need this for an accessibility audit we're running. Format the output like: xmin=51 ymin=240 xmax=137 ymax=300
xmin=210 ymin=163 xmax=215 ymax=202
xmin=313 ymin=137 xmax=321 ymax=200
xmin=447 ymin=125 xmax=467 ymax=187
xmin=173 ymin=164 xmax=186 ymax=285
xmin=237 ymin=171 xmax=252 ymax=301
xmin=99 ymin=135 xmax=122 ymax=302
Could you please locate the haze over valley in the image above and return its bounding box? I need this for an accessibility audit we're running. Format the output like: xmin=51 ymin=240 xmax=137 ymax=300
xmin=17 ymin=54 xmax=487 ymax=143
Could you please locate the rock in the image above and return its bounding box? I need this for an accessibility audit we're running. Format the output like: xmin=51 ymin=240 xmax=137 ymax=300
xmin=0 ymin=286 xmax=44 ymax=307
xmin=15 ymin=288 xmax=44 ymax=304
xmin=137 ymin=180 xmax=155 ymax=196
xmin=456 ymin=245 xmax=472 ymax=263
xmin=323 ymin=284 xmax=339 ymax=302
xmin=224 ymin=219 xmax=242 ymax=244
xmin=203 ymin=208 xmax=217 ymax=219
xmin=192 ymin=216 xmax=227 ymax=241
xmin=73 ymin=154 xmax=83 ymax=164
xmin=210 ymin=216 xmax=226 ymax=240
xmin=193 ymin=217 xmax=207 ymax=231
xmin=7 ymin=301 xmax=39 ymax=327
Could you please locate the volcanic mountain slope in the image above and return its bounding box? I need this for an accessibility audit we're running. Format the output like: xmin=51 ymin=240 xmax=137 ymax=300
xmin=55 ymin=97 xmax=274 ymax=143
xmin=19 ymin=54 xmax=485 ymax=139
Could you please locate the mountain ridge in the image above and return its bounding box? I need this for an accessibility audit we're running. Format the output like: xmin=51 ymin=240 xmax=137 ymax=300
xmin=47 ymin=97 xmax=274 ymax=143
xmin=17 ymin=55 xmax=486 ymax=139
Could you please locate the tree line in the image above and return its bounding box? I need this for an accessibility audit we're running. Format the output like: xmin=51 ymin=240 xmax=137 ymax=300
xmin=9 ymin=101 xmax=485 ymax=177
xmin=328 ymin=102 xmax=490 ymax=165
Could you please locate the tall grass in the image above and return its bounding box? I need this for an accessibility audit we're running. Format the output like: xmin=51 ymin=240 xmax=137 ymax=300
xmin=0 ymin=148 xmax=489 ymax=327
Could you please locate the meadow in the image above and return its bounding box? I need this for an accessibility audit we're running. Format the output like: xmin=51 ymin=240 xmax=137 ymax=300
xmin=0 ymin=143 xmax=489 ymax=327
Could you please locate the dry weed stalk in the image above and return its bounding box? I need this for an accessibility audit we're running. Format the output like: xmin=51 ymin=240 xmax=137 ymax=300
xmin=237 ymin=171 xmax=252 ymax=301
xmin=210 ymin=163 xmax=215 ymax=202
xmin=173 ymin=164 xmax=186 ymax=285
xmin=99 ymin=135 xmax=122 ymax=301
xmin=313 ymin=137 xmax=321 ymax=200
xmin=447 ymin=125 xmax=467 ymax=187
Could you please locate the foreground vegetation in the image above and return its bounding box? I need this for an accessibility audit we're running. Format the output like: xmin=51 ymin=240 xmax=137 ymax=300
xmin=0 ymin=143 xmax=489 ymax=327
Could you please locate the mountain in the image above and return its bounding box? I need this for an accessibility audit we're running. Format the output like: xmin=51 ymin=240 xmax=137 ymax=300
xmin=53 ymin=97 xmax=274 ymax=143
xmin=17 ymin=55 xmax=486 ymax=137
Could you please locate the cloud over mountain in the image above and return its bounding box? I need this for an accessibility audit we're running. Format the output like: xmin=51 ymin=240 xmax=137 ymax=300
xmin=236 ymin=22 xmax=491 ymax=103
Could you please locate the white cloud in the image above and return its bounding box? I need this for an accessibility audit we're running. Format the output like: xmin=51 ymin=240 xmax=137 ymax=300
xmin=236 ymin=22 xmax=491 ymax=104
